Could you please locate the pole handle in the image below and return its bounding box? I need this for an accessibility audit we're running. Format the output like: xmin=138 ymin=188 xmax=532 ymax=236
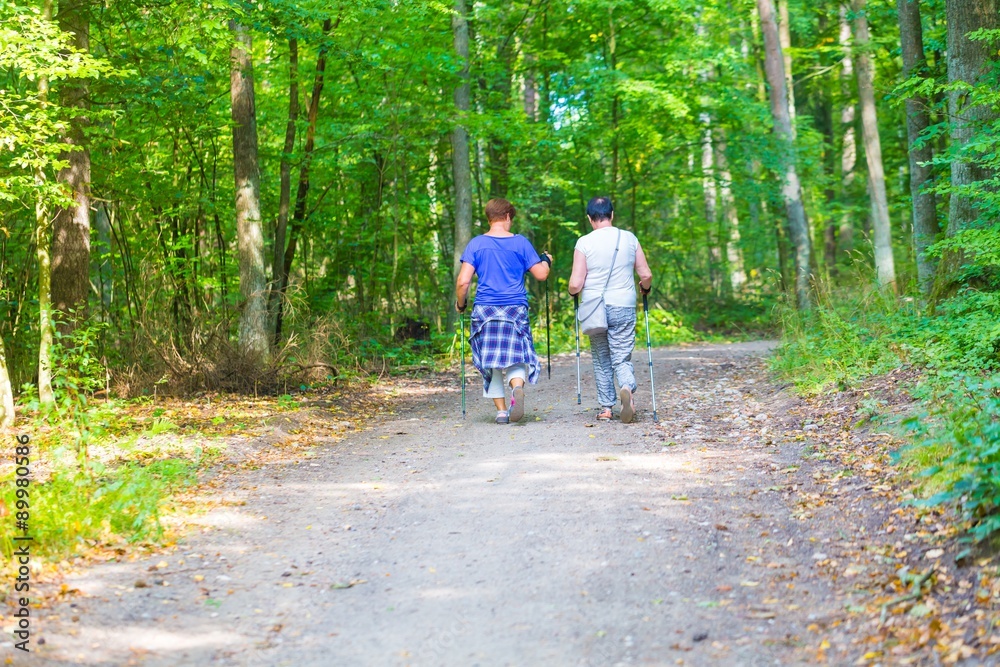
xmin=573 ymin=293 xmax=579 ymax=309
xmin=642 ymin=292 xmax=648 ymax=311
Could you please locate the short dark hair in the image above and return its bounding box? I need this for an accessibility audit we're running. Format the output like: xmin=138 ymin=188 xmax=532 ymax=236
xmin=587 ymin=196 xmax=614 ymax=221
xmin=485 ymin=198 xmax=516 ymax=222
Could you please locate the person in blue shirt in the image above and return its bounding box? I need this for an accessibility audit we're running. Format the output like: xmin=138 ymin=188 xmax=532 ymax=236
xmin=455 ymin=198 xmax=552 ymax=424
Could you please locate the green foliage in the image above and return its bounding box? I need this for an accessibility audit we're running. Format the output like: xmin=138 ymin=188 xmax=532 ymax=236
xmin=775 ymin=284 xmax=1000 ymax=540
xmin=906 ymin=376 xmax=1000 ymax=544
xmin=0 ymin=456 xmax=196 ymax=561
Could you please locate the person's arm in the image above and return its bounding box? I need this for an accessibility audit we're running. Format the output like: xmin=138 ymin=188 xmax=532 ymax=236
xmin=528 ymin=252 xmax=552 ymax=281
xmin=635 ymin=243 xmax=653 ymax=294
xmin=455 ymin=262 xmax=475 ymax=311
xmin=568 ymin=249 xmax=588 ymax=296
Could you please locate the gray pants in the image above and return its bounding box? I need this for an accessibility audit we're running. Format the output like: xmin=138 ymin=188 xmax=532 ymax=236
xmin=589 ymin=306 xmax=637 ymax=408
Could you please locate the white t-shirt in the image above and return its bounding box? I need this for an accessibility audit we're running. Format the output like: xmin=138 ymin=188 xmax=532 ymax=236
xmin=575 ymin=226 xmax=640 ymax=308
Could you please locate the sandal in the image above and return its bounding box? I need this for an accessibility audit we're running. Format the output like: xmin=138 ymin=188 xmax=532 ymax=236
xmin=597 ymin=408 xmax=613 ymax=422
xmin=495 ymin=410 xmax=510 ymax=424
xmin=620 ymin=387 xmax=635 ymax=424
xmin=509 ymin=386 xmax=525 ymax=423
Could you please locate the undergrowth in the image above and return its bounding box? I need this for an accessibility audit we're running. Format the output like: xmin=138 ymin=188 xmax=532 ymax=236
xmin=773 ymin=280 xmax=1000 ymax=543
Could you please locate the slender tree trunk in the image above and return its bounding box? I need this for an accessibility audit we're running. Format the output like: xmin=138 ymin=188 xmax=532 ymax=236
xmin=700 ymin=114 xmax=721 ymax=294
xmin=51 ymin=0 xmax=91 ymax=323
xmin=716 ymin=135 xmax=746 ymax=292
xmin=94 ymin=202 xmax=112 ymax=318
xmin=0 ymin=334 xmax=13 ymax=427
xmin=523 ymin=18 xmax=537 ymax=122
xmin=852 ymin=0 xmax=896 ymax=289
xmin=450 ymin=0 xmax=473 ymax=324
xmin=275 ymin=19 xmax=333 ymax=344
xmin=944 ymin=0 xmax=998 ymax=235
xmin=271 ymin=37 xmax=298 ymax=345
xmin=609 ymin=7 xmax=620 ymax=197
xmin=758 ymin=0 xmax=811 ymax=309
xmin=838 ymin=5 xmax=857 ymax=258
xmin=36 ymin=0 xmax=55 ymax=409
xmin=897 ymin=0 xmax=939 ymax=295
xmin=777 ymin=0 xmax=796 ymax=132
xmin=230 ymin=20 xmax=268 ymax=361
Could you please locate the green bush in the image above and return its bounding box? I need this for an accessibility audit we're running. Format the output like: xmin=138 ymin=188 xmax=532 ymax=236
xmin=774 ymin=285 xmax=1000 ymax=541
xmin=905 ymin=376 xmax=1000 ymax=543
xmin=0 ymin=456 xmax=197 ymax=561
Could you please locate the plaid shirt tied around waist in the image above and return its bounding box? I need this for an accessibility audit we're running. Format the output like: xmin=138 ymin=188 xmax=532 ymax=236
xmin=469 ymin=304 xmax=541 ymax=392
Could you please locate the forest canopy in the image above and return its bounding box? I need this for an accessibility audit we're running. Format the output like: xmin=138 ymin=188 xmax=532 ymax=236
xmin=1 ymin=0 xmax=998 ymax=422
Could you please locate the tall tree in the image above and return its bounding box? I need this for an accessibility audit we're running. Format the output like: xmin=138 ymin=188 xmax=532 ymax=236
xmin=450 ymin=0 xmax=473 ymax=318
xmin=944 ymin=0 xmax=999 ymax=235
xmin=777 ymin=0 xmax=796 ymax=131
xmin=837 ymin=5 xmax=857 ymax=261
xmin=270 ymin=37 xmax=298 ymax=345
xmin=758 ymin=0 xmax=812 ymax=309
xmin=715 ymin=134 xmax=746 ymax=292
xmin=897 ymin=0 xmax=938 ymax=295
xmin=51 ymin=0 xmax=91 ymax=321
xmin=36 ymin=0 xmax=55 ymax=409
xmin=852 ymin=0 xmax=896 ymax=289
xmin=230 ymin=19 xmax=268 ymax=360
xmin=275 ymin=18 xmax=333 ymax=345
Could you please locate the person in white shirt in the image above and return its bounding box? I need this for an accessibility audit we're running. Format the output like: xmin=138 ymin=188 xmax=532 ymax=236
xmin=568 ymin=197 xmax=653 ymax=423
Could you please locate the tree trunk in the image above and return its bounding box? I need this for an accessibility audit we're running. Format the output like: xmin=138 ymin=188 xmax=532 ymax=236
xmin=715 ymin=135 xmax=746 ymax=292
xmin=230 ymin=20 xmax=268 ymax=361
xmin=36 ymin=0 xmax=55 ymax=409
xmin=897 ymin=0 xmax=939 ymax=295
xmin=51 ymin=0 xmax=91 ymax=323
xmin=275 ymin=19 xmax=333 ymax=345
xmin=450 ymin=0 xmax=473 ymax=323
xmin=931 ymin=0 xmax=1000 ymax=298
xmin=700 ymin=114 xmax=721 ymax=294
xmin=838 ymin=5 xmax=857 ymax=258
xmin=945 ymin=0 xmax=999 ymax=235
xmin=758 ymin=0 xmax=812 ymax=309
xmin=777 ymin=0 xmax=796 ymax=132
xmin=0 ymin=333 xmax=13 ymax=428
xmin=94 ymin=202 xmax=112 ymax=318
xmin=852 ymin=0 xmax=896 ymax=289
xmin=271 ymin=37 xmax=298 ymax=345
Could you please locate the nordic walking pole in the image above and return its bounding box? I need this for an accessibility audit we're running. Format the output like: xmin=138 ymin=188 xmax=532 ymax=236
xmin=642 ymin=291 xmax=658 ymax=423
xmin=545 ymin=279 xmax=551 ymax=379
xmin=460 ymin=311 xmax=467 ymax=420
xmin=573 ymin=293 xmax=581 ymax=405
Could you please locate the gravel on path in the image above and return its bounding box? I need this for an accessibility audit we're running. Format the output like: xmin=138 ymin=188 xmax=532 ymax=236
xmin=8 ymin=342 xmax=872 ymax=667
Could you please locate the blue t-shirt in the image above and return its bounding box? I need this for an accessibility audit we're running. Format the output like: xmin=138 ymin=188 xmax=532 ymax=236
xmin=460 ymin=234 xmax=542 ymax=307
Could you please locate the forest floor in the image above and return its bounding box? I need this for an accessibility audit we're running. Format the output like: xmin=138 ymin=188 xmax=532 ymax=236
xmin=4 ymin=341 xmax=999 ymax=666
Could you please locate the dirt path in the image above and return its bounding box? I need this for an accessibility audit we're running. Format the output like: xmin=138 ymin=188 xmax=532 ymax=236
xmin=10 ymin=342 xmax=883 ymax=666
